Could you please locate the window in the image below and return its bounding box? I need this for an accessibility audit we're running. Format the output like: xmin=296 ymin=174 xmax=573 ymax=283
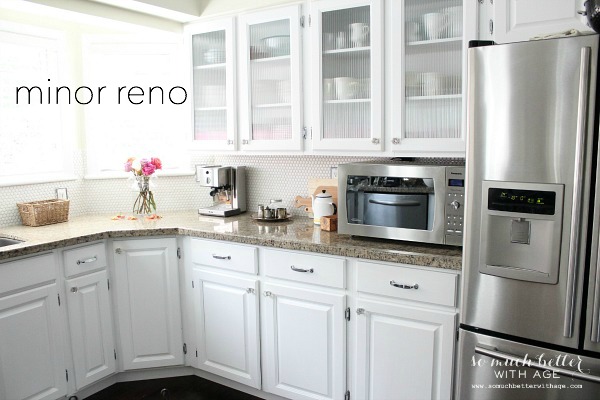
xmin=0 ymin=22 xmax=74 ymax=186
xmin=82 ymin=35 xmax=191 ymax=177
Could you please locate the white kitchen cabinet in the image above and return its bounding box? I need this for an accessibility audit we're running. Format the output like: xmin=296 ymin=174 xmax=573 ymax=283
xmin=261 ymin=282 xmax=346 ymax=400
xmin=66 ymin=270 xmax=116 ymax=390
xmin=354 ymin=260 xmax=458 ymax=400
xmin=354 ymin=299 xmax=456 ymax=400
xmin=186 ymin=17 xmax=237 ymax=151
xmin=390 ymin=0 xmax=466 ymax=155
xmin=489 ymin=0 xmax=591 ymax=44
xmin=192 ymin=269 xmax=261 ymax=389
xmin=0 ymin=284 xmax=67 ymax=400
xmin=238 ymin=5 xmax=304 ymax=151
xmin=309 ymin=0 xmax=384 ymax=151
xmin=113 ymin=238 xmax=184 ymax=370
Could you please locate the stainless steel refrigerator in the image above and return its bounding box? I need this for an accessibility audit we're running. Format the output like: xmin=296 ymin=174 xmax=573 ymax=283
xmin=457 ymin=34 xmax=600 ymax=399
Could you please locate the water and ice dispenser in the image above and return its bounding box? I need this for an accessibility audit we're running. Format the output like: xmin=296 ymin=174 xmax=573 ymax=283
xmin=478 ymin=181 xmax=564 ymax=284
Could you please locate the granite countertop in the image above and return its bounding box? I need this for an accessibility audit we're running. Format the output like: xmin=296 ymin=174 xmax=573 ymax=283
xmin=0 ymin=211 xmax=462 ymax=270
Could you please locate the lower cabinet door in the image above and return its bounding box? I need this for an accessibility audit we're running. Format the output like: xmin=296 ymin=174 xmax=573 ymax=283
xmin=113 ymin=238 xmax=184 ymax=370
xmin=66 ymin=270 xmax=116 ymax=390
xmin=261 ymin=282 xmax=346 ymax=400
xmin=355 ymin=299 xmax=457 ymax=400
xmin=0 ymin=284 xmax=67 ymax=400
xmin=193 ymin=269 xmax=260 ymax=389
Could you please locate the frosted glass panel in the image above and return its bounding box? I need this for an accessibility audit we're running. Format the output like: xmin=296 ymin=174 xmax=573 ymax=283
xmin=404 ymin=0 xmax=462 ymax=140
xmin=248 ymin=19 xmax=292 ymax=141
xmin=321 ymin=6 xmax=371 ymax=140
xmin=192 ymin=30 xmax=228 ymax=141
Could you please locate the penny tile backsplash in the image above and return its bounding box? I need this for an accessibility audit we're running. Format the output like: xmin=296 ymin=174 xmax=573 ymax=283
xmin=0 ymin=151 xmax=380 ymax=228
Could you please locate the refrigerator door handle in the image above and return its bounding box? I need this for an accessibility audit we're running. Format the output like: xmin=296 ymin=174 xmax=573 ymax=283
xmin=592 ymin=242 xmax=600 ymax=342
xmin=564 ymin=46 xmax=591 ymax=339
xmin=475 ymin=345 xmax=600 ymax=384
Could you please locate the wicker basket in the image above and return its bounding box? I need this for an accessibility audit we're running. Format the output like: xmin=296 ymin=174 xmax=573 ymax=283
xmin=17 ymin=199 xmax=70 ymax=227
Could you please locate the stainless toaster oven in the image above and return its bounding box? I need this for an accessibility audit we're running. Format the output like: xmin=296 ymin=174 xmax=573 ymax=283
xmin=338 ymin=160 xmax=465 ymax=245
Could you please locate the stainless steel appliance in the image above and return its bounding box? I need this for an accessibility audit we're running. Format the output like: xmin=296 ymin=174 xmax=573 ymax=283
xmin=457 ymin=35 xmax=600 ymax=399
xmin=197 ymin=165 xmax=247 ymax=217
xmin=338 ymin=160 xmax=465 ymax=245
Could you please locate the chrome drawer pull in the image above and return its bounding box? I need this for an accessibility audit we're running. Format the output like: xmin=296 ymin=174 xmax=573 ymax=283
xmin=291 ymin=265 xmax=314 ymax=273
xmin=77 ymin=256 xmax=97 ymax=265
xmin=389 ymin=280 xmax=419 ymax=290
xmin=212 ymin=254 xmax=231 ymax=260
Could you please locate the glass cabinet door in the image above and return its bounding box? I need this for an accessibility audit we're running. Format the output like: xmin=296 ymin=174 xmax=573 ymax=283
xmin=187 ymin=18 xmax=236 ymax=150
xmin=310 ymin=0 xmax=383 ymax=152
xmin=391 ymin=0 xmax=465 ymax=155
xmin=238 ymin=5 xmax=303 ymax=151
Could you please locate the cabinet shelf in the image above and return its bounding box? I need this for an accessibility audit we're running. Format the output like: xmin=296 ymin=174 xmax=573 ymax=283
xmin=250 ymin=55 xmax=290 ymax=63
xmin=194 ymin=63 xmax=226 ymax=70
xmin=407 ymin=37 xmax=462 ymax=46
xmin=253 ymin=103 xmax=291 ymax=108
xmin=406 ymin=94 xmax=462 ymax=101
xmin=195 ymin=106 xmax=227 ymax=111
xmin=323 ymin=46 xmax=370 ymax=55
xmin=325 ymin=98 xmax=370 ymax=104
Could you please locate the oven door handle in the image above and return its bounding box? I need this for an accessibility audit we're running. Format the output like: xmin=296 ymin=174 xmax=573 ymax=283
xmin=475 ymin=345 xmax=600 ymax=384
xmin=368 ymin=199 xmax=422 ymax=207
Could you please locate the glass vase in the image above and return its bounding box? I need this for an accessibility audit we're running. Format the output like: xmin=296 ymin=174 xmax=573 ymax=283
xmin=132 ymin=175 xmax=156 ymax=215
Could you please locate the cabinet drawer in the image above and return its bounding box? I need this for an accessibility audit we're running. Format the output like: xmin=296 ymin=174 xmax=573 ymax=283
xmin=357 ymin=261 xmax=458 ymax=307
xmin=0 ymin=253 xmax=56 ymax=295
xmin=64 ymin=242 xmax=107 ymax=277
xmin=189 ymin=239 xmax=257 ymax=274
xmin=264 ymin=249 xmax=346 ymax=289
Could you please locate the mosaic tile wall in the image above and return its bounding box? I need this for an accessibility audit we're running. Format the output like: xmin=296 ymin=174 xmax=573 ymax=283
xmin=0 ymin=152 xmax=380 ymax=227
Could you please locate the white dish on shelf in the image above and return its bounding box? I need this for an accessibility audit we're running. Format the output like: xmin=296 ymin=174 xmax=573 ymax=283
xmin=262 ymin=35 xmax=290 ymax=56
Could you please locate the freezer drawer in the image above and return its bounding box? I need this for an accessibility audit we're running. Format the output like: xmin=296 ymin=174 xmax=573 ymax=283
xmin=456 ymin=329 xmax=600 ymax=400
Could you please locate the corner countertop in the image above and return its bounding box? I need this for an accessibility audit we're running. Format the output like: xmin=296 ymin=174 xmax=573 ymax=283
xmin=0 ymin=211 xmax=462 ymax=271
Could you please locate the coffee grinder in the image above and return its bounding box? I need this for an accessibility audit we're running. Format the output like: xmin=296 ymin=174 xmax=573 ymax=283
xmin=197 ymin=165 xmax=247 ymax=217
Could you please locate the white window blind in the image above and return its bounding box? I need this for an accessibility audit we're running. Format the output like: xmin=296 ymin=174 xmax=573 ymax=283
xmin=0 ymin=23 xmax=73 ymax=186
xmin=83 ymin=35 xmax=190 ymax=177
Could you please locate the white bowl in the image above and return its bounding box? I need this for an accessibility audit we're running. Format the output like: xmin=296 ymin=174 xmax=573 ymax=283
xmin=262 ymin=35 xmax=290 ymax=56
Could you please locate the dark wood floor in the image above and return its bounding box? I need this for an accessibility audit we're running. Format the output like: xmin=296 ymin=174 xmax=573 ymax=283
xmin=84 ymin=376 xmax=264 ymax=400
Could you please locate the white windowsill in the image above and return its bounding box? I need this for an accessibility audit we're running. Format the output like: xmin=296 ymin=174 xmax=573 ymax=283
xmin=0 ymin=175 xmax=78 ymax=188
xmin=84 ymin=170 xmax=196 ymax=180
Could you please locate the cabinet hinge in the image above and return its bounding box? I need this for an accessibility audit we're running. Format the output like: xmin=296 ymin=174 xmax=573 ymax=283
xmin=196 ymin=349 xmax=198 ymax=357
xmin=302 ymin=126 xmax=307 ymax=139
xmin=65 ymin=369 xmax=69 ymax=382
xmin=300 ymin=15 xmax=305 ymax=27
xmin=57 ymin=294 xmax=61 ymax=306
xmin=107 ymin=279 xmax=110 ymax=291
xmin=177 ymin=247 xmax=182 ymax=259
xmin=310 ymin=127 xmax=313 ymax=139
xmin=114 ymin=349 xmax=117 ymax=360
xmin=192 ymin=280 xmax=195 ymax=289
xmin=183 ymin=343 xmax=187 ymax=355
xmin=345 ymin=307 xmax=351 ymax=321
xmin=309 ymin=14 xmax=312 ymax=27
xmin=345 ymin=390 xmax=350 ymax=400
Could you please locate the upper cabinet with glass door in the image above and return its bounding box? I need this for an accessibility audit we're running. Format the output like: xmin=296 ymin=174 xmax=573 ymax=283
xmin=390 ymin=0 xmax=465 ymax=155
xmin=310 ymin=0 xmax=383 ymax=151
xmin=187 ymin=18 xmax=237 ymax=151
xmin=238 ymin=5 xmax=303 ymax=151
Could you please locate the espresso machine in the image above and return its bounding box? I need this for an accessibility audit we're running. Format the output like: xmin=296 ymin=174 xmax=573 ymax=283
xmin=197 ymin=166 xmax=247 ymax=217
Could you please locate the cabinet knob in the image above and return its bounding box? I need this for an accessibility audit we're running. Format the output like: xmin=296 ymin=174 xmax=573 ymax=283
xmin=356 ymin=308 xmax=365 ymax=315
xmin=246 ymin=288 xmax=255 ymax=294
xmin=264 ymin=291 xmax=272 ymax=297
xmin=371 ymin=138 xmax=380 ymax=144
xmin=391 ymin=138 xmax=400 ymax=145
xmin=115 ymin=248 xmax=122 ymax=254
xmin=70 ymin=287 xmax=78 ymax=293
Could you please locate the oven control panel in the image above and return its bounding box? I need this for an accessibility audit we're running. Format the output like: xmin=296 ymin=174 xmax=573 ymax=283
xmin=445 ymin=167 xmax=465 ymax=245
